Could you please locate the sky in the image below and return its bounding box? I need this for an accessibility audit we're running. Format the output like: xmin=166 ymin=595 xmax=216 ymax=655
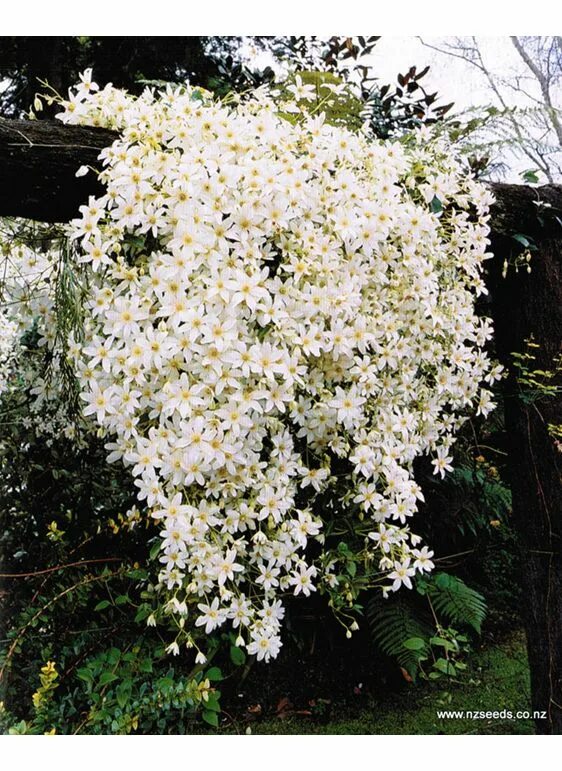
xmin=367 ymin=36 xmax=561 ymax=181
xmin=368 ymin=37 xmax=526 ymax=111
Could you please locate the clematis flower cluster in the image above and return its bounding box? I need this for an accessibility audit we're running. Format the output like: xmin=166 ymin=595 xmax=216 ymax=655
xmin=0 ymin=311 xmax=18 ymax=394
xmin=0 ymin=234 xmax=87 ymax=444
xmin=15 ymin=71 xmax=501 ymax=660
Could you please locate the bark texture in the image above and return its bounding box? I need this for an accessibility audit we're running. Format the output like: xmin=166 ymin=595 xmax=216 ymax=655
xmin=489 ymin=182 xmax=562 ymax=239
xmin=0 ymin=118 xmax=116 ymax=221
xmin=488 ymin=230 xmax=562 ymax=734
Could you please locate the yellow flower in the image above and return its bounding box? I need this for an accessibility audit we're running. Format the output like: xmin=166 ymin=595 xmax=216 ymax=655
xmin=41 ymin=661 xmax=57 ymax=676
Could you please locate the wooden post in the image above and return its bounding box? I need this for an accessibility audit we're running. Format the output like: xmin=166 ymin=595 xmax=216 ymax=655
xmin=488 ymin=189 xmax=562 ymax=734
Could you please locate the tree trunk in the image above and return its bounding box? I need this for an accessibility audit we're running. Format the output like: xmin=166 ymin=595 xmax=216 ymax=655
xmin=1 ymin=115 xmax=562 ymax=733
xmin=488 ymin=195 xmax=562 ymax=733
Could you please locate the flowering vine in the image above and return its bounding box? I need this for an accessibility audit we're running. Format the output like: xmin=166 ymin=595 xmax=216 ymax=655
xmin=3 ymin=70 xmax=502 ymax=662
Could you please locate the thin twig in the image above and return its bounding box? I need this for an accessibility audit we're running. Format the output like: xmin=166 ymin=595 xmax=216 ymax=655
xmin=0 ymin=557 xmax=123 ymax=579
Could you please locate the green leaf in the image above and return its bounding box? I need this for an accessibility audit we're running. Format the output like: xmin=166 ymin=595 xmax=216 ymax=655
xmin=114 ymin=594 xmax=129 ymax=606
xmin=99 ymin=672 xmax=119 ymax=686
xmin=434 ymin=658 xmax=456 ymax=676
xmin=205 ymin=693 xmax=221 ymax=712
xmin=403 ymin=636 xmax=426 ymax=651
xmin=134 ymin=605 xmax=151 ymax=623
xmin=158 ymin=677 xmax=174 ymax=693
xmin=229 ymin=646 xmax=246 ymax=667
xmin=521 ymin=169 xmax=539 ymax=184
xmin=8 ymin=720 xmax=29 ymax=735
xmin=76 ymin=668 xmax=94 ymax=685
xmin=116 ymin=682 xmax=131 ymax=709
xmin=106 ymin=648 xmax=121 ymax=665
xmin=427 ymin=572 xmax=486 ymax=633
xmin=430 ymin=196 xmax=443 ymax=213
xmin=430 ymin=636 xmax=452 ymax=648
xmin=205 ymin=666 xmax=223 ymax=682
xmin=202 ymin=709 xmax=219 ymax=727
xmin=511 ymin=233 xmax=534 ymax=249
xmin=94 ymin=599 xmax=111 ymax=612
xmin=128 ymin=568 xmax=148 ymax=580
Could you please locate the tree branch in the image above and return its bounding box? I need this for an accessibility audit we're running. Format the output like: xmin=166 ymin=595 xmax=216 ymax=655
xmin=0 ymin=117 xmax=117 ymax=222
xmin=511 ymin=36 xmax=562 ymax=147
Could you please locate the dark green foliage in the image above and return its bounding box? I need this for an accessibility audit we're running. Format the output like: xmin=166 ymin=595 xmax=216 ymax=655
xmin=367 ymin=594 xmax=433 ymax=676
xmin=416 ymin=418 xmax=512 ymax=545
xmin=424 ymin=573 xmax=487 ymax=634
xmin=1 ymin=627 xmax=224 ymax=734
xmin=443 ymin=465 xmax=512 ymax=538
xmin=0 ymin=37 xmax=206 ymax=116
xmin=0 ymin=428 xmax=224 ymax=734
xmin=474 ymin=525 xmax=522 ymax=630
xmin=367 ymin=572 xmax=487 ymax=679
xmin=412 ymin=399 xmax=523 ymax=632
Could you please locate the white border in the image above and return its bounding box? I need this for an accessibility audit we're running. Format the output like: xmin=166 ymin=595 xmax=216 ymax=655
xmin=1 ymin=3 xmax=561 ymax=35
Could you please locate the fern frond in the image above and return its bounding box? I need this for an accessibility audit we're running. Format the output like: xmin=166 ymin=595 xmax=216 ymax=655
xmin=427 ymin=572 xmax=486 ymax=633
xmin=366 ymin=593 xmax=432 ymax=678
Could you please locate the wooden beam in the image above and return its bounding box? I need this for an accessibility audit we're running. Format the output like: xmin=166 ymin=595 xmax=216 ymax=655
xmin=2 ymin=117 xmax=562 ymax=230
xmin=0 ymin=117 xmax=117 ymax=222
xmin=490 ymin=182 xmax=562 ymax=239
